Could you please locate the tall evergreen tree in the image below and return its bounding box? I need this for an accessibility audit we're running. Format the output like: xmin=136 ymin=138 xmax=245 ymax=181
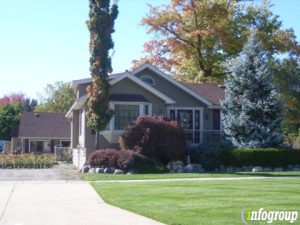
xmin=222 ymin=33 xmax=283 ymax=148
xmin=86 ymin=0 xmax=118 ymax=148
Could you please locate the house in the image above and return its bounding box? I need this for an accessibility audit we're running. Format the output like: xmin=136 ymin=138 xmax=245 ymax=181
xmin=12 ymin=112 xmax=71 ymax=153
xmin=66 ymin=63 xmax=225 ymax=166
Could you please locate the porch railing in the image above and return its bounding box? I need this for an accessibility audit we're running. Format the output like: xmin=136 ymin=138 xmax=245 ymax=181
xmin=183 ymin=130 xmax=225 ymax=145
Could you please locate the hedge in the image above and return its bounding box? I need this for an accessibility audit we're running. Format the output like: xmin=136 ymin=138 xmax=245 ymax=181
xmin=191 ymin=143 xmax=300 ymax=169
xmin=220 ymin=148 xmax=300 ymax=168
xmin=0 ymin=154 xmax=57 ymax=169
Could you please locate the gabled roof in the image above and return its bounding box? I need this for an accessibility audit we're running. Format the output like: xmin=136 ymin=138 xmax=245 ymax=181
xmin=109 ymin=72 xmax=176 ymax=104
xmin=183 ymin=83 xmax=225 ymax=106
xmin=131 ymin=63 xmax=213 ymax=106
xmin=19 ymin=112 xmax=70 ymax=139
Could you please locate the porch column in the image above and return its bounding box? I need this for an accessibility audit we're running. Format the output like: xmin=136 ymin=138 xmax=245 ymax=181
xmin=200 ymin=109 xmax=204 ymax=144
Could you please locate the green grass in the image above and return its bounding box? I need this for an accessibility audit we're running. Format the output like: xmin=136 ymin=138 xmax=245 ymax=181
xmin=92 ymin=178 xmax=300 ymax=225
xmin=81 ymin=171 xmax=300 ymax=181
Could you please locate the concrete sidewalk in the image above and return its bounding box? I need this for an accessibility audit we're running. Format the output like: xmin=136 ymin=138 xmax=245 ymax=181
xmin=0 ymin=181 xmax=163 ymax=225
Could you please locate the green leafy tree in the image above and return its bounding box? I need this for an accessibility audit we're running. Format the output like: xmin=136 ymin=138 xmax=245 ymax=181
xmin=134 ymin=0 xmax=300 ymax=83
xmin=273 ymin=58 xmax=300 ymax=134
xmin=0 ymin=93 xmax=36 ymax=140
xmin=35 ymin=81 xmax=76 ymax=113
xmin=86 ymin=0 xmax=118 ymax=148
xmin=222 ymin=33 xmax=283 ymax=148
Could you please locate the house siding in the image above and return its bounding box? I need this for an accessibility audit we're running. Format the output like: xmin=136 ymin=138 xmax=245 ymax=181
xmin=135 ymin=68 xmax=206 ymax=108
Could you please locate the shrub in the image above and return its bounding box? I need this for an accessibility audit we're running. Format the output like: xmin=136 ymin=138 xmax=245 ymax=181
xmin=0 ymin=154 xmax=56 ymax=169
xmin=88 ymin=149 xmax=120 ymax=168
xmin=88 ymin=149 xmax=167 ymax=173
xmin=119 ymin=116 xmax=186 ymax=164
xmin=190 ymin=143 xmax=234 ymax=170
xmin=221 ymin=148 xmax=300 ymax=168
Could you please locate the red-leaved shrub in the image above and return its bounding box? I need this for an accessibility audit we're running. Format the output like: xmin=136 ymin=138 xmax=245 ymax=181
xmin=88 ymin=149 xmax=120 ymax=168
xmin=88 ymin=149 xmax=157 ymax=172
xmin=119 ymin=116 xmax=186 ymax=164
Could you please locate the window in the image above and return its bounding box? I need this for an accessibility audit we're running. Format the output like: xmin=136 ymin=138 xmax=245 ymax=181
xmin=114 ymin=105 xmax=140 ymax=130
xmin=144 ymin=105 xmax=149 ymax=115
xmin=140 ymin=75 xmax=155 ymax=85
xmin=213 ymin=109 xmax=221 ymax=130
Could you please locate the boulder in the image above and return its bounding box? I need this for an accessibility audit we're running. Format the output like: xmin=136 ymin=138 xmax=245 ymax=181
xmin=274 ymin=167 xmax=283 ymax=172
xmin=184 ymin=164 xmax=204 ymax=173
xmin=293 ymin=167 xmax=300 ymax=171
xmin=126 ymin=170 xmax=135 ymax=175
xmin=242 ymin=167 xmax=252 ymax=172
xmin=263 ymin=167 xmax=272 ymax=172
xmin=252 ymin=166 xmax=263 ymax=173
xmin=96 ymin=168 xmax=105 ymax=173
xmin=81 ymin=166 xmax=90 ymax=173
xmin=167 ymin=161 xmax=184 ymax=173
xmin=104 ymin=167 xmax=115 ymax=174
xmin=114 ymin=169 xmax=124 ymax=175
xmin=89 ymin=168 xmax=96 ymax=173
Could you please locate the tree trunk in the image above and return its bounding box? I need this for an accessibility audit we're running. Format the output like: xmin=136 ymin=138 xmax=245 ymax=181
xmin=95 ymin=131 xmax=100 ymax=149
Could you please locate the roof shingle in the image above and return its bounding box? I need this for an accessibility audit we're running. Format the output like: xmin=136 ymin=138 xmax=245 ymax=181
xmin=183 ymin=83 xmax=225 ymax=105
xmin=18 ymin=112 xmax=70 ymax=139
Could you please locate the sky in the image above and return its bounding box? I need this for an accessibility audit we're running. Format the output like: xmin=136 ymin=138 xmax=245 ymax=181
xmin=0 ymin=0 xmax=300 ymax=99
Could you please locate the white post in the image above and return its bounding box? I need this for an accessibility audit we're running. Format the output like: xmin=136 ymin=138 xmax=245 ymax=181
xmin=200 ymin=109 xmax=204 ymax=144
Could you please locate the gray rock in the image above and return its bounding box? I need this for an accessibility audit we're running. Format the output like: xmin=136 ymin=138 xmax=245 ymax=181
xmin=114 ymin=169 xmax=124 ymax=175
xmin=252 ymin=166 xmax=263 ymax=173
xmin=167 ymin=161 xmax=184 ymax=173
xmin=293 ymin=167 xmax=300 ymax=171
xmin=274 ymin=167 xmax=283 ymax=172
xmin=242 ymin=167 xmax=252 ymax=172
xmin=104 ymin=167 xmax=115 ymax=174
xmin=184 ymin=164 xmax=203 ymax=173
xmin=263 ymin=167 xmax=272 ymax=172
xmin=81 ymin=166 xmax=90 ymax=173
xmin=226 ymin=166 xmax=235 ymax=173
xmin=126 ymin=170 xmax=135 ymax=175
xmin=89 ymin=168 xmax=96 ymax=173
xmin=96 ymin=168 xmax=105 ymax=173
xmin=177 ymin=168 xmax=185 ymax=173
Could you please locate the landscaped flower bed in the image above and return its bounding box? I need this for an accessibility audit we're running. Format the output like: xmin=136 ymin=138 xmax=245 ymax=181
xmin=0 ymin=154 xmax=57 ymax=169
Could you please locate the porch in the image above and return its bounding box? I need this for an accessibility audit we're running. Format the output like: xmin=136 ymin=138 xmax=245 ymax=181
xmin=167 ymin=107 xmax=224 ymax=145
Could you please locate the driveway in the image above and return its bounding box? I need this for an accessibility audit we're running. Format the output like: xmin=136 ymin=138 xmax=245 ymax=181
xmin=0 ymin=164 xmax=80 ymax=181
xmin=0 ymin=181 xmax=163 ymax=225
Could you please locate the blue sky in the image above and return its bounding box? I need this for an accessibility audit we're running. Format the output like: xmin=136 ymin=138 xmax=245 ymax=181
xmin=0 ymin=0 xmax=299 ymax=99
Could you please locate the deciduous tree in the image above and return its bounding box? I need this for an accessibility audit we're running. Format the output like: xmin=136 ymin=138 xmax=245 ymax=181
xmin=135 ymin=0 xmax=300 ymax=82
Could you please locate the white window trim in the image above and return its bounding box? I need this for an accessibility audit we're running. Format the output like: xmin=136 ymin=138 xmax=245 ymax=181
xmin=100 ymin=101 xmax=153 ymax=133
xmin=140 ymin=75 xmax=155 ymax=86
xmin=166 ymin=107 xmax=204 ymax=144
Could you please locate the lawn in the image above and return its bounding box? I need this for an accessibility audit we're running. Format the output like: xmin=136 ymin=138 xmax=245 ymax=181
xmin=92 ymin=177 xmax=300 ymax=225
xmin=81 ymin=171 xmax=300 ymax=181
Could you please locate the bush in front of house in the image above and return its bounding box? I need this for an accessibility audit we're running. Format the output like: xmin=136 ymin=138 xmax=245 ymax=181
xmin=221 ymin=148 xmax=300 ymax=168
xmin=190 ymin=143 xmax=300 ymax=170
xmin=0 ymin=154 xmax=56 ymax=169
xmin=190 ymin=143 xmax=234 ymax=170
xmin=119 ymin=116 xmax=186 ymax=164
xmin=88 ymin=149 xmax=120 ymax=168
xmin=88 ymin=149 xmax=167 ymax=173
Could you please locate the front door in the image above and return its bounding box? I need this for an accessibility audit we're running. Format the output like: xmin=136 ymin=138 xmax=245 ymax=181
xmin=169 ymin=109 xmax=201 ymax=145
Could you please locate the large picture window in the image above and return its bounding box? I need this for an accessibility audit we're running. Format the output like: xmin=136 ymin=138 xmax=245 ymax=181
xmin=114 ymin=105 xmax=140 ymax=130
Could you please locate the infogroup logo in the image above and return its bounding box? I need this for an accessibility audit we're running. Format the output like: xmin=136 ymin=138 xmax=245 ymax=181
xmin=241 ymin=208 xmax=298 ymax=224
